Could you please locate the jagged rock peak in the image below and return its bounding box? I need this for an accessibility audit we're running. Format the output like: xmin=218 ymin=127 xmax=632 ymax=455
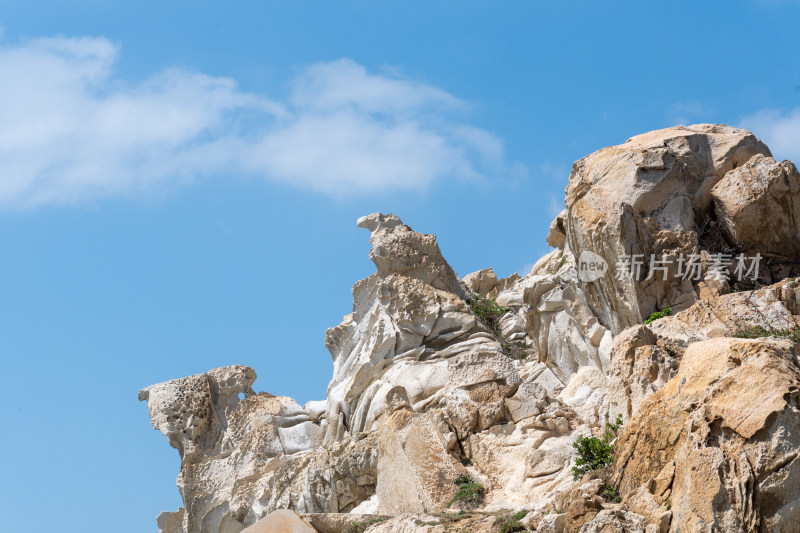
xmin=357 ymin=212 xmax=469 ymax=300
xmin=138 ymin=365 xmax=257 ymax=463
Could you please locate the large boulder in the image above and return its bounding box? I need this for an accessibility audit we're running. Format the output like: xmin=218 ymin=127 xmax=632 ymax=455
xmin=376 ymin=410 xmax=464 ymax=514
xmin=563 ymin=124 xmax=770 ymax=333
xmin=711 ymin=154 xmax=800 ymax=260
xmin=612 ymin=337 xmax=800 ymax=532
xmin=462 ymin=268 xmax=500 ymax=296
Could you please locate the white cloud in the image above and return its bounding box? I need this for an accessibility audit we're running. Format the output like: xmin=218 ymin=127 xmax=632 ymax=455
xmin=547 ymin=195 xmax=564 ymax=217
xmin=666 ymin=101 xmax=707 ymax=126
xmin=0 ymin=36 xmax=515 ymax=208
xmin=740 ymin=109 xmax=800 ymax=163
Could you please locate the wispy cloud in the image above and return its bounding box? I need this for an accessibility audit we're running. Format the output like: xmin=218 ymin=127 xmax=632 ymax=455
xmin=740 ymin=108 xmax=800 ymax=163
xmin=666 ymin=101 xmax=707 ymax=126
xmin=0 ymin=35 xmax=515 ymax=208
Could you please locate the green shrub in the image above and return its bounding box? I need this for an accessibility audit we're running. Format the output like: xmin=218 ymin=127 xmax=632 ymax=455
xmin=732 ymin=325 xmax=800 ymax=342
xmin=572 ymin=414 xmax=623 ymax=481
xmin=494 ymin=509 xmax=528 ymax=533
xmin=349 ymin=517 xmax=389 ymax=533
xmin=601 ymin=484 xmax=621 ymax=503
xmin=467 ymin=294 xmax=509 ymax=330
xmin=449 ymin=474 xmax=486 ymax=507
xmin=644 ymin=307 xmax=672 ymax=325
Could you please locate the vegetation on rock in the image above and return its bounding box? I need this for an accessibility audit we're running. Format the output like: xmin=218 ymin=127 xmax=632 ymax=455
xmin=572 ymin=414 xmax=623 ymax=481
xmin=644 ymin=307 xmax=672 ymax=325
xmin=449 ymin=474 xmax=486 ymax=507
xmin=467 ymin=294 xmax=509 ymax=331
xmin=494 ymin=509 xmax=528 ymax=533
xmin=732 ymin=325 xmax=800 ymax=343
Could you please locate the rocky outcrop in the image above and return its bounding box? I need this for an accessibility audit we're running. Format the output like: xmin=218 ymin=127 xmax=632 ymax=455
xmin=377 ymin=409 xmax=463 ymax=514
xmin=563 ymin=124 xmax=770 ymax=333
xmin=711 ymin=154 xmax=800 ymax=260
xmin=141 ymin=124 xmax=800 ymax=533
xmin=462 ymin=268 xmax=500 ymax=296
xmin=612 ymin=337 xmax=800 ymax=532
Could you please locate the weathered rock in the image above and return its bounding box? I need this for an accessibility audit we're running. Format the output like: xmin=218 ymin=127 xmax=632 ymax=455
xmin=646 ymin=279 xmax=800 ymax=350
xmin=564 ymin=124 xmax=770 ymax=333
xmin=140 ymin=366 xmax=373 ymax=532
xmin=524 ymin=263 xmax=612 ymax=385
xmin=712 ymin=154 xmax=800 ymax=260
xmin=605 ymin=325 xmax=677 ymax=419
xmin=377 ymin=410 xmax=463 ymax=514
xmin=547 ymin=209 xmax=568 ymax=249
xmin=141 ymin=126 xmax=800 ymax=533
xmin=463 ymin=268 xmax=500 ymax=296
xmin=241 ymin=510 xmax=316 ymax=533
xmin=303 ymin=513 xmax=387 ymax=533
xmin=357 ymin=212 xmax=469 ymax=299
xmin=576 ymin=509 xmax=651 ymax=533
xmin=613 ymin=337 xmax=800 ymax=532
xmin=139 ymin=365 xmax=258 ymax=464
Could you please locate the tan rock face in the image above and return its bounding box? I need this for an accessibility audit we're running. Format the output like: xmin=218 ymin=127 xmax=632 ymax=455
xmin=711 ymin=154 xmax=800 ymax=260
xmin=377 ymin=410 xmax=463 ymax=514
xmin=564 ymin=124 xmax=771 ymax=333
xmin=613 ymin=337 xmax=800 ymax=532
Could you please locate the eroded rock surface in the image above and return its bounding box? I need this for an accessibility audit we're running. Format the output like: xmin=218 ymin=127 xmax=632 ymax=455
xmin=141 ymin=124 xmax=800 ymax=533
xmin=613 ymin=337 xmax=800 ymax=532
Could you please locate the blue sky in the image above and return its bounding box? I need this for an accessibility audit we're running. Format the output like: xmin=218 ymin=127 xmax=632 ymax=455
xmin=1 ymin=1 xmax=799 ymax=531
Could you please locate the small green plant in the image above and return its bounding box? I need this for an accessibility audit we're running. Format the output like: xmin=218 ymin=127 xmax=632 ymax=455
xmin=494 ymin=510 xmax=528 ymax=533
xmin=460 ymin=456 xmax=473 ymax=466
xmin=467 ymin=294 xmax=530 ymax=360
xmin=349 ymin=517 xmax=389 ymax=533
xmin=732 ymin=325 xmax=800 ymax=343
xmin=312 ymin=417 xmax=322 ymax=425
xmin=663 ymin=345 xmax=677 ymax=357
xmin=467 ymin=294 xmax=509 ymax=330
xmin=601 ymin=484 xmax=621 ymax=503
xmin=571 ymin=414 xmax=623 ymax=481
xmin=449 ymin=474 xmax=486 ymax=507
xmin=645 ymin=307 xmax=672 ymax=325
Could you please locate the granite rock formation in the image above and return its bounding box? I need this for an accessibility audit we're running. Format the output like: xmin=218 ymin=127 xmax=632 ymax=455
xmin=141 ymin=124 xmax=800 ymax=533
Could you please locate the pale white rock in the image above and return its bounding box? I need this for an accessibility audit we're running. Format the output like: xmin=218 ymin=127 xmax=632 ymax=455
xmin=349 ymin=495 xmax=378 ymax=514
xmin=303 ymin=400 xmax=327 ymax=421
xmin=462 ymin=268 xmax=500 ymax=296
xmin=576 ymin=510 xmax=651 ymax=533
xmin=536 ymin=513 xmax=567 ymax=533
xmin=357 ymin=212 xmax=469 ymax=300
xmin=240 ymin=510 xmax=316 ymax=533
xmin=559 ymin=367 xmax=615 ymax=428
xmin=140 ymin=367 xmax=359 ymax=532
xmin=525 ymin=270 xmax=611 ymax=385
